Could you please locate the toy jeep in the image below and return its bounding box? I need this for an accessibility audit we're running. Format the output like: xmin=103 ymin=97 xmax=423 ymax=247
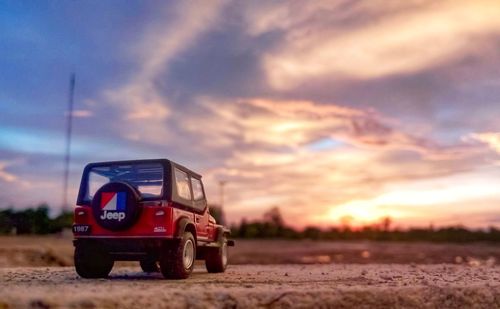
xmin=72 ymin=159 xmax=234 ymax=279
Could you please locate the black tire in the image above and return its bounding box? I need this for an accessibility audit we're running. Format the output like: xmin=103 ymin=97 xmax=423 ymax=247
xmin=159 ymin=232 xmax=196 ymax=279
xmin=140 ymin=257 xmax=159 ymax=273
xmin=205 ymin=235 xmax=228 ymax=273
xmin=74 ymin=242 xmax=114 ymax=278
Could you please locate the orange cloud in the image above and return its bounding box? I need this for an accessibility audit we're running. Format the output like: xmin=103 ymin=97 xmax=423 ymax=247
xmin=0 ymin=160 xmax=31 ymax=189
xmin=321 ymin=171 xmax=500 ymax=227
xmin=0 ymin=161 xmax=17 ymax=183
xmin=468 ymin=132 xmax=500 ymax=154
xmin=81 ymin=0 xmax=500 ymax=227
xmin=177 ymin=97 xmax=486 ymax=226
xmin=194 ymin=98 xmax=474 ymax=159
xmin=243 ymin=0 xmax=500 ymax=89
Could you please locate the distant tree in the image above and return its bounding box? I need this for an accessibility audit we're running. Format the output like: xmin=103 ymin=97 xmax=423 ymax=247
xmin=303 ymin=226 xmax=322 ymax=240
xmin=263 ymin=207 xmax=284 ymax=227
xmin=0 ymin=208 xmax=14 ymax=234
xmin=238 ymin=218 xmax=248 ymax=238
xmin=2 ymin=205 xmax=500 ymax=242
xmin=8 ymin=205 xmax=49 ymax=234
xmin=381 ymin=216 xmax=392 ymax=232
xmin=32 ymin=204 xmax=51 ymax=234
xmin=49 ymin=211 xmax=73 ymax=233
xmin=0 ymin=204 xmax=72 ymax=235
xmin=242 ymin=221 xmax=260 ymax=238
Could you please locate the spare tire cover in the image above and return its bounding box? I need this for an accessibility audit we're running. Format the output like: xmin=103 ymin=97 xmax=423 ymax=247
xmin=92 ymin=182 xmax=141 ymax=231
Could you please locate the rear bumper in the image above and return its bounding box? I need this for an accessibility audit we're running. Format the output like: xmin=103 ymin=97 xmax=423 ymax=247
xmin=73 ymin=237 xmax=178 ymax=261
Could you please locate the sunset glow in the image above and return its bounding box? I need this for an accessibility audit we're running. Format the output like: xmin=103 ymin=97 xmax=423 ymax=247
xmin=2 ymin=1 xmax=500 ymax=228
xmin=325 ymin=172 xmax=500 ymax=227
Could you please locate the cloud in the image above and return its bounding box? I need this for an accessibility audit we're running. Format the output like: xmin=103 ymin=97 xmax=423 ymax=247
xmin=67 ymin=110 xmax=93 ymax=118
xmin=468 ymin=132 xmax=500 ymax=154
xmin=0 ymin=127 xmax=64 ymax=156
xmin=190 ymin=98 xmax=475 ymax=158
xmin=0 ymin=161 xmax=17 ymax=183
xmin=0 ymin=151 xmax=88 ymax=209
xmin=174 ymin=97 xmax=485 ymax=225
xmin=320 ymin=170 xmax=500 ymax=227
xmin=0 ymin=159 xmax=31 ymax=189
xmin=204 ymin=142 xmax=487 ymax=226
xmin=2 ymin=1 xmax=500 ymax=227
xmin=104 ymin=0 xmax=227 ymax=144
xmin=242 ymin=0 xmax=500 ymax=89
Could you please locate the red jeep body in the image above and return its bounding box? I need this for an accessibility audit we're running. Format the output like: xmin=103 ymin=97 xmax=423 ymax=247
xmin=72 ymin=159 xmax=233 ymax=279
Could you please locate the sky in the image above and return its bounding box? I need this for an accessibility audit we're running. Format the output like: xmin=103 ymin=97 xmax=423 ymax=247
xmin=1 ymin=0 xmax=500 ymax=228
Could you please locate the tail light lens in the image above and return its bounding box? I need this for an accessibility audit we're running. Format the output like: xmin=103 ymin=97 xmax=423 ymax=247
xmin=74 ymin=207 xmax=88 ymax=224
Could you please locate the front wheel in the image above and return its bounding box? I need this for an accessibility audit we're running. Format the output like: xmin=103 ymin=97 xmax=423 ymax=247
xmin=205 ymin=235 xmax=228 ymax=273
xmin=159 ymin=232 xmax=196 ymax=279
xmin=74 ymin=242 xmax=114 ymax=278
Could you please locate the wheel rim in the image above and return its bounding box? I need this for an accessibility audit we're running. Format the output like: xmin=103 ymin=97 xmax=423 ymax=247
xmin=183 ymin=239 xmax=194 ymax=269
xmin=221 ymin=241 xmax=228 ymax=266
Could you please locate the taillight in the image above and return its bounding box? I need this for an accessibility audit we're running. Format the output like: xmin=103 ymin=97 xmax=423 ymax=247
xmin=74 ymin=207 xmax=88 ymax=224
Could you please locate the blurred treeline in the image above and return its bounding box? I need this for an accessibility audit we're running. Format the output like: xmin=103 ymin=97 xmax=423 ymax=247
xmin=230 ymin=207 xmax=500 ymax=243
xmin=0 ymin=205 xmax=72 ymax=234
xmin=0 ymin=205 xmax=225 ymax=235
xmin=1 ymin=205 xmax=500 ymax=242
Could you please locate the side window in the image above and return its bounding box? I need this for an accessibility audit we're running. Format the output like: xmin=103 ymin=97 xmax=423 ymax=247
xmin=191 ymin=178 xmax=205 ymax=201
xmin=174 ymin=168 xmax=192 ymax=200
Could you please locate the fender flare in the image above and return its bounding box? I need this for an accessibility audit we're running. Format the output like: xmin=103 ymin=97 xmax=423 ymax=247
xmin=175 ymin=217 xmax=197 ymax=240
xmin=215 ymin=225 xmax=231 ymax=244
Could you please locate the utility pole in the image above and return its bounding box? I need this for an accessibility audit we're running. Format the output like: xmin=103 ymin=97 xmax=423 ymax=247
xmin=218 ymin=180 xmax=227 ymax=225
xmin=62 ymin=73 xmax=76 ymax=213
xmin=219 ymin=180 xmax=227 ymax=209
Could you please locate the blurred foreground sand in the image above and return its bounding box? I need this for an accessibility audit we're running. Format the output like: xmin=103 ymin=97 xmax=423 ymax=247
xmin=1 ymin=236 xmax=500 ymax=308
xmin=1 ymin=264 xmax=499 ymax=308
xmin=1 ymin=236 xmax=499 ymax=267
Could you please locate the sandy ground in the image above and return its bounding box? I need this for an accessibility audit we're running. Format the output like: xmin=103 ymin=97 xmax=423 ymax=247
xmin=1 ymin=236 xmax=500 ymax=267
xmin=2 ymin=237 xmax=500 ymax=308
xmin=1 ymin=264 xmax=500 ymax=308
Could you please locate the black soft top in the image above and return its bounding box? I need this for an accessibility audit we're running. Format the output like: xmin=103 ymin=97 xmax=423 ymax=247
xmin=83 ymin=158 xmax=202 ymax=178
xmin=76 ymin=158 xmax=204 ymax=206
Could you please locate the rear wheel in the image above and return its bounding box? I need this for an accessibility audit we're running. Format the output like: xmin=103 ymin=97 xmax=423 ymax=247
xmin=140 ymin=257 xmax=159 ymax=273
xmin=159 ymin=232 xmax=196 ymax=279
xmin=74 ymin=242 xmax=114 ymax=278
xmin=205 ymin=235 xmax=228 ymax=273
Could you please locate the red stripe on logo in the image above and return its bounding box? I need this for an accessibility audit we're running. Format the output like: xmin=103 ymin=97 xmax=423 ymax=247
xmin=100 ymin=192 xmax=115 ymax=209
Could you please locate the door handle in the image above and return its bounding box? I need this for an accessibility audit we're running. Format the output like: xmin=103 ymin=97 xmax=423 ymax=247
xmin=195 ymin=217 xmax=200 ymax=223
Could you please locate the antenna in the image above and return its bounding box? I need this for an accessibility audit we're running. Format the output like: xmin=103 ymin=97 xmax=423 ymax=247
xmin=62 ymin=73 xmax=76 ymax=213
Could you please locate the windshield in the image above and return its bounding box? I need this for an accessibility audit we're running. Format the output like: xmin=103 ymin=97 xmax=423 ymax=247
xmin=85 ymin=163 xmax=164 ymax=201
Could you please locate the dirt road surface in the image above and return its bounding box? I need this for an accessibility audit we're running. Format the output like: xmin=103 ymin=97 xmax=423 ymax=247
xmin=1 ymin=264 xmax=499 ymax=308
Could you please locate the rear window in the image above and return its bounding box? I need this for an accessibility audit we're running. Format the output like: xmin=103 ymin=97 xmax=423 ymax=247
xmin=85 ymin=163 xmax=164 ymax=201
